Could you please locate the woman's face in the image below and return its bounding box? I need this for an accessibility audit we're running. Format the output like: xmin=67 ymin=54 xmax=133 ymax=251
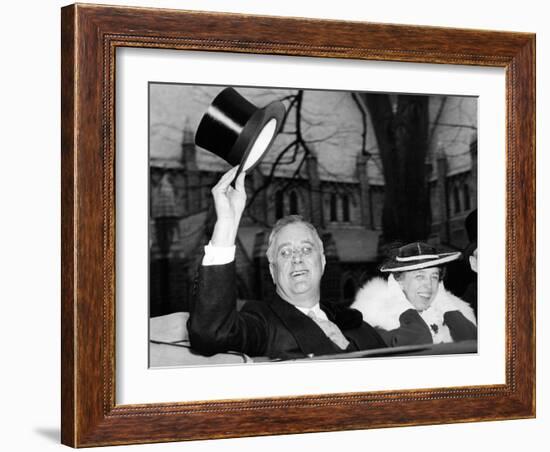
xmin=396 ymin=267 xmax=441 ymax=311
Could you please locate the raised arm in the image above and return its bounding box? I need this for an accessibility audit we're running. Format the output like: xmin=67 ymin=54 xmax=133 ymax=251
xmin=210 ymin=166 xmax=247 ymax=247
xmin=188 ymin=168 xmax=269 ymax=357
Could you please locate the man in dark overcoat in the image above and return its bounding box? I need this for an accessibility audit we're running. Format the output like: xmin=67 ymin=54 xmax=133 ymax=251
xmin=188 ymin=167 xmax=386 ymax=359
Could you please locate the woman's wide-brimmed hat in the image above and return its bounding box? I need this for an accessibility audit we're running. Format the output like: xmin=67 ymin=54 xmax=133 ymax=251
xmin=195 ymin=87 xmax=286 ymax=180
xmin=380 ymin=242 xmax=461 ymax=273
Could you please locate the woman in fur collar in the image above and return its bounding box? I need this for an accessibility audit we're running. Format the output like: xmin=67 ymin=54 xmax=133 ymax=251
xmin=352 ymin=242 xmax=477 ymax=347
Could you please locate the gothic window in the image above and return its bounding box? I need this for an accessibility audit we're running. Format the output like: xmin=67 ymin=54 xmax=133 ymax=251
xmin=202 ymin=177 xmax=211 ymax=211
xmin=342 ymin=194 xmax=350 ymax=222
xmin=289 ymin=190 xmax=298 ymax=215
xmin=330 ymin=193 xmax=338 ymax=222
xmin=463 ymin=183 xmax=471 ymax=211
xmin=195 ymin=173 xmax=203 ymax=210
xmin=453 ymin=184 xmax=461 ymax=214
xmin=275 ymin=190 xmax=284 ymax=219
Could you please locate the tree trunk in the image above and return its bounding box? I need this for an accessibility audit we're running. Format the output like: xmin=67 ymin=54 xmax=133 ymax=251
xmin=359 ymin=93 xmax=431 ymax=246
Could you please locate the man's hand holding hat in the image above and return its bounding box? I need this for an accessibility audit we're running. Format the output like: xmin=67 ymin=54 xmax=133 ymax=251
xmin=211 ymin=166 xmax=247 ymax=247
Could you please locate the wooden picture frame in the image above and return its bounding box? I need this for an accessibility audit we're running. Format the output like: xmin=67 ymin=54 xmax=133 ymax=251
xmin=61 ymin=3 xmax=535 ymax=447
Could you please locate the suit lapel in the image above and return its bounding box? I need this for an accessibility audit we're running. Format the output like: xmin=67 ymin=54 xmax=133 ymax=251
xmin=269 ymin=296 xmax=341 ymax=356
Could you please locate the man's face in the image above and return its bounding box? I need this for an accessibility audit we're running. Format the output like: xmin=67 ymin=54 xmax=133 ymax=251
xmin=396 ymin=267 xmax=441 ymax=311
xmin=269 ymin=223 xmax=326 ymax=308
xmin=469 ymin=248 xmax=478 ymax=273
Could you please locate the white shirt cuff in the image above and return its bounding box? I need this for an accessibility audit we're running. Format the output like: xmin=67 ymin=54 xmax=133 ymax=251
xmin=202 ymin=241 xmax=236 ymax=266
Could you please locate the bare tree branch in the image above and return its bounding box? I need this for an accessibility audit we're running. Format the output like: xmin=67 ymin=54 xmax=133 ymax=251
xmin=431 ymin=122 xmax=477 ymax=131
xmin=351 ymin=92 xmax=369 ymax=156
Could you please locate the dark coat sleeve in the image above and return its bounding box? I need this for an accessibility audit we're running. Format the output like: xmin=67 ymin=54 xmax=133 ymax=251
xmin=329 ymin=305 xmax=387 ymax=350
xmin=356 ymin=321 xmax=387 ymax=349
xmin=187 ymin=262 xmax=269 ymax=357
xmin=376 ymin=308 xmax=433 ymax=347
xmin=444 ymin=311 xmax=477 ymax=342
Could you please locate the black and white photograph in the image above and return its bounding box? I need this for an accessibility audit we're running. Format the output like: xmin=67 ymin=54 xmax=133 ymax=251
xmin=148 ymin=83 xmax=479 ymax=367
xmin=3 ymin=0 xmax=544 ymax=449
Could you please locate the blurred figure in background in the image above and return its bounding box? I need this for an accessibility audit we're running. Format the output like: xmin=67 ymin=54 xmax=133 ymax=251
xmin=461 ymin=209 xmax=478 ymax=317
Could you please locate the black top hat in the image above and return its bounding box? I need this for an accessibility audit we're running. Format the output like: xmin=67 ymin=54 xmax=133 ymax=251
xmin=195 ymin=87 xmax=286 ymax=179
xmin=380 ymin=242 xmax=461 ymax=273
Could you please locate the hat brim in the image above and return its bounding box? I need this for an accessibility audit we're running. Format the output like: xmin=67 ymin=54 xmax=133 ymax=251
xmin=228 ymin=100 xmax=286 ymax=180
xmin=380 ymin=251 xmax=461 ymax=272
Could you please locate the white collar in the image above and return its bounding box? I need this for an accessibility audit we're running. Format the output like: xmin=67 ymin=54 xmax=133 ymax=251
xmin=295 ymin=303 xmax=328 ymax=320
